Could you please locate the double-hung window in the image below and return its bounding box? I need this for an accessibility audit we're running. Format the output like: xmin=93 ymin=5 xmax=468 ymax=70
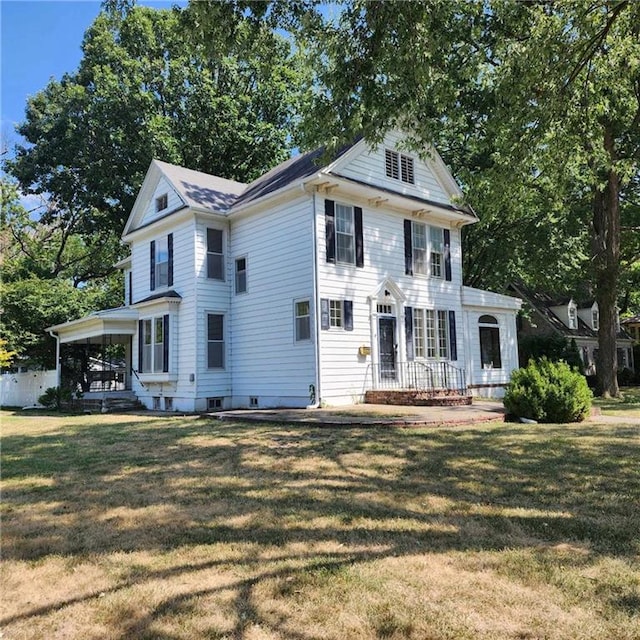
xmin=207 ymin=313 xmax=224 ymax=369
xmin=335 ymin=204 xmax=355 ymax=264
xmin=207 ymin=229 xmax=224 ymax=280
xmin=150 ymin=235 xmax=172 ymax=291
xmin=404 ymin=222 xmax=449 ymax=279
xmin=430 ymin=227 xmax=444 ymax=278
xmin=412 ymin=222 xmax=428 ymax=275
xmin=235 ymin=257 xmax=247 ymax=294
xmin=295 ymin=300 xmax=311 ymax=342
xmin=139 ymin=315 xmax=169 ymax=373
xmin=325 ymin=199 xmax=364 ymax=268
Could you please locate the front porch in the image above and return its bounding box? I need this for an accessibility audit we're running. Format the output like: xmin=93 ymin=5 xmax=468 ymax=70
xmin=364 ymin=360 xmax=471 ymax=406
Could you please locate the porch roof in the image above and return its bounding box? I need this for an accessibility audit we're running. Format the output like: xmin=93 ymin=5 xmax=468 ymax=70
xmin=48 ymin=307 xmax=139 ymax=345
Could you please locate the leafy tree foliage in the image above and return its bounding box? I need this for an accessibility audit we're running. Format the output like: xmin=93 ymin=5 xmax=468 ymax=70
xmin=7 ymin=3 xmax=305 ymax=275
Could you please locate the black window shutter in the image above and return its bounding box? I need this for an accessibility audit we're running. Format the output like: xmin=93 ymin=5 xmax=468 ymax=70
xmin=167 ymin=233 xmax=174 ymax=287
xmin=354 ymin=207 xmax=364 ymax=268
xmin=444 ymin=229 xmax=452 ymax=281
xmin=325 ymin=199 xmax=335 ymax=263
xmin=163 ymin=314 xmax=170 ymax=372
xmin=128 ymin=271 xmax=132 ymax=305
xmin=344 ymin=300 xmax=353 ymax=331
xmin=448 ymin=310 xmax=458 ymax=360
xmin=138 ymin=320 xmax=143 ymax=371
xmin=405 ymin=306 xmax=414 ymax=361
xmin=404 ymin=219 xmax=413 ymax=275
xmin=150 ymin=240 xmax=156 ymax=291
xmin=320 ymin=298 xmax=330 ymax=330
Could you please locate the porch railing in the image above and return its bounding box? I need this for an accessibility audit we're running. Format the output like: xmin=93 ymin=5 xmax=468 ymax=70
xmin=366 ymin=361 xmax=467 ymax=394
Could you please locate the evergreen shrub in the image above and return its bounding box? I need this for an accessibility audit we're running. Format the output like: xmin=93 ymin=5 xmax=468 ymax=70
xmin=504 ymin=358 xmax=592 ymax=423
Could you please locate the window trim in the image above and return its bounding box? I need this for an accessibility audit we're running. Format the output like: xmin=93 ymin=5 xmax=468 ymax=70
xmin=206 ymin=312 xmax=225 ymax=370
xmin=479 ymin=315 xmax=502 ymax=369
xmin=294 ymin=299 xmax=311 ymax=343
xmin=385 ymin=149 xmax=415 ymax=185
xmin=138 ymin=314 xmax=169 ymax=374
xmin=155 ymin=193 xmax=168 ymax=212
xmin=235 ymin=256 xmax=247 ymax=294
xmin=206 ymin=228 xmax=225 ymax=281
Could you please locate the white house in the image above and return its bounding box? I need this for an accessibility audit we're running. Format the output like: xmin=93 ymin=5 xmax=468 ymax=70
xmin=48 ymin=131 xmax=522 ymax=411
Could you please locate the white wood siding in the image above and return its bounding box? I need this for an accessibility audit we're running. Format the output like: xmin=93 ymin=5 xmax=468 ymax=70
xmin=228 ymin=195 xmax=316 ymax=407
xmin=194 ymin=217 xmax=232 ymax=404
xmin=130 ymin=217 xmax=198 ymax=410
xmin=137 ymin=176 xmax=184 ymax=229
xmin=315 ymin=195 xmax=466 ymax=405
xmin=336 ymin=130 xmax=451 ymax=205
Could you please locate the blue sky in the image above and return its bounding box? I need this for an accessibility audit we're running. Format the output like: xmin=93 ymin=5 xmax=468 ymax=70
xmin=1 ymin=0 xmax=183 ymax=151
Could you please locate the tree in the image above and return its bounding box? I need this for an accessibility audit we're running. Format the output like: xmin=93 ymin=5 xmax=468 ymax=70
xmin=6 ymin=3 xmax=306 ymax=279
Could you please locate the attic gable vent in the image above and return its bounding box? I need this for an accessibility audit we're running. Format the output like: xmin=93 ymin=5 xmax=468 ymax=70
xmin=385 ymin=149 xmax=415 ymax=184
xmin=155 ymin=193 xmax=168 ymax=212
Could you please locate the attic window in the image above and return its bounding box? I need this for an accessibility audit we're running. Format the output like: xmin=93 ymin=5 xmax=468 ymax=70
xmin=155 ymin=193 xmax=168 ymax=212
xmin=385 ymin=149 xmax=415 ymax=184
xmin=592 ymin=307 xmax=599 ymax=331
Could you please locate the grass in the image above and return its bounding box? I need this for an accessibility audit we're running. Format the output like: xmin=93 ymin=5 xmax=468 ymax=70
xmin=594 ymin=386 xmax=640 ymax=418
xmin=1 ymin=410 xmax=639 ymax=640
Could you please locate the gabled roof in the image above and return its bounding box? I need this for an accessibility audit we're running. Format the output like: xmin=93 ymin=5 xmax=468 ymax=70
xmin=509 ymin=282 xmax=631 ymax=340
xmin=154 ymin=160 xmax=246 ymax=212
xmin=232 ymin=143 xmax=355 ymax=208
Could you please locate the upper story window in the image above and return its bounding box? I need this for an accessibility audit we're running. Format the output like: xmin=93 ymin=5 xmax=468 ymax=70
xmin=150 ymin=234 xmax=172 ymax=291
xmin=155 ymin=193 xmax=168 ymax=213
xmin=207 ymin=228 xmax=224 ymax=280
xmin=325 ymin=199 xmax=364 ymax=268
xmin=235 ymin=257 xmax=247 ymax=294
xmin=405 ymin=221 xmax=449 ymax=279
xmin=385 ymin=149 xmax=415 ymax=184
xmin=335 ymin=204 xmax=355 ymax=264
xmin=592 ymin=306 xmax=599 ymax=331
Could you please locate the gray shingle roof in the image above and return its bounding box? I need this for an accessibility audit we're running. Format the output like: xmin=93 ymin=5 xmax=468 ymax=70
xmin=155 ymin=160 xmax=246 ymax=212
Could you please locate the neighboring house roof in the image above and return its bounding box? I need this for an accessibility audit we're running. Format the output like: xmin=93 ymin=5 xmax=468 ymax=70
xmin=154 ymin=160 xmax=246 ymax=212
xmin=509 ymin=282 xmax=632 ymax=340
xmin=622 ymin=315 xmax=640 ymax=325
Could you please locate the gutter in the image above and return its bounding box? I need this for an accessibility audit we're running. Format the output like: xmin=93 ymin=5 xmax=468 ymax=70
xmin=308 ymin=188 xmax=322 ymax=409
xmin=47 ymin=329 xmax=61 ymax=388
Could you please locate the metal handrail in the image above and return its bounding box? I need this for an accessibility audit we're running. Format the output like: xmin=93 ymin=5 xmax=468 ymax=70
xmin=130 ymin=367 xmax=147 ymax=391
xmin=367 ymin=360 xmax=466 ymax=394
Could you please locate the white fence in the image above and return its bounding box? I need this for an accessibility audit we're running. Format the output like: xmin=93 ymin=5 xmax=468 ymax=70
xmin=0 ymin=370 xmax=57 ymax=407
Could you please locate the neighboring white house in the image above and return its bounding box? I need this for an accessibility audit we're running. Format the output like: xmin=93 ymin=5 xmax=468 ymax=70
xmin=49 ymin=131 xmax=522 ymax=411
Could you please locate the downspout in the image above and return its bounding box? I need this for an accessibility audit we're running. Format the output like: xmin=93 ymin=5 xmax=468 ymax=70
xmin=308 ymin=186 xmax=322 ymax=408
xmin=47 ymin=329 xmax=61 ymax=388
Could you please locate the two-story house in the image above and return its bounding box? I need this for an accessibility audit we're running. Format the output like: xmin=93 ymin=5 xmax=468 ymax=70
xmin=49 ymin=132 xmax=522 ymax=411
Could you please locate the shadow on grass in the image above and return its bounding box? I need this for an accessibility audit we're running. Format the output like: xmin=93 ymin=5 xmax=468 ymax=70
xmin=2 ymin=415 xmax=639 ymax=638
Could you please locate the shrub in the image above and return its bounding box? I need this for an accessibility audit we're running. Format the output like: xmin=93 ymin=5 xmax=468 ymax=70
xmin=504 ymin=358 xmax=592 ymax=423
xmin=38 ymin=386 xmax=73 ymax=411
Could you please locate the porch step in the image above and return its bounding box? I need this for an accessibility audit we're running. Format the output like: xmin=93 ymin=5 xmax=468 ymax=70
xmin=78 ymin=394 xmax=144 ymax=413
xmin=365 ymin=390 xmax=472 ymax=407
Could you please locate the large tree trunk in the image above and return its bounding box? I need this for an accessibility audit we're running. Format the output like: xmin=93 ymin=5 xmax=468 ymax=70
xmin=592 ymin=127 xmax=621 ymax=398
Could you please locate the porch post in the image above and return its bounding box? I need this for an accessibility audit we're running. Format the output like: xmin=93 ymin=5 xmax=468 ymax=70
xmin=48 ymin=330 xmax=61 ymax=387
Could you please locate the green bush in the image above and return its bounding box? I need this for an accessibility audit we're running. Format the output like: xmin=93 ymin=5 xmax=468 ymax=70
xmin=504 ymin=358 xmax=592 ymax=423
xmin=38 ymin=386 xmax=73 ymax=411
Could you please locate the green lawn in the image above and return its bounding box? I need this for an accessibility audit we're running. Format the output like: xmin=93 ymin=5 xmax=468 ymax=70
xmin=1 ymin=410 xmax=639 ymax=640
xmin=594 ymin=386 xmax=640 ymax=418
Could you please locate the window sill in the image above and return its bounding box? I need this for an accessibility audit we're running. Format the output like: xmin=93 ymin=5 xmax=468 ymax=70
xmin=138 ymin=372 xmax=178 ymax=383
